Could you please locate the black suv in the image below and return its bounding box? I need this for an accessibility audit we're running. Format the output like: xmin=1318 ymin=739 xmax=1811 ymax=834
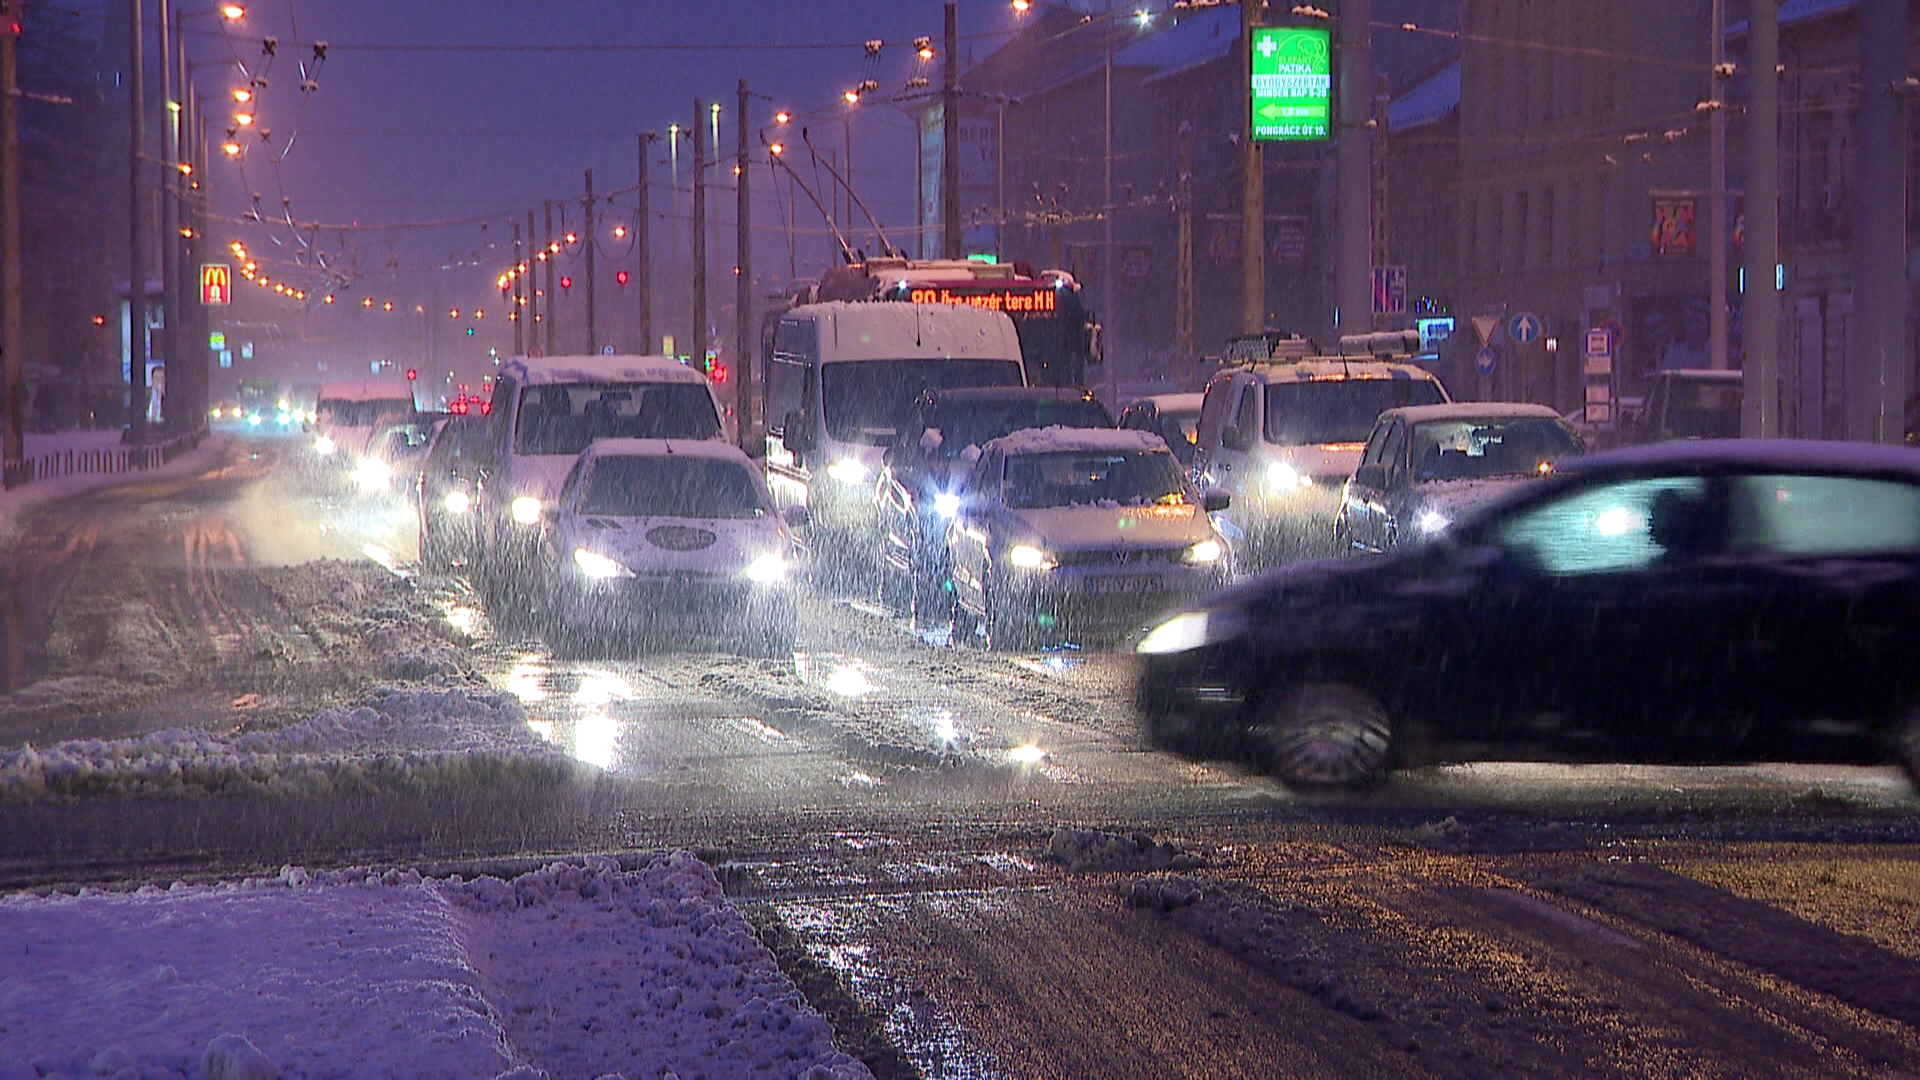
xmin=876 ymin=387 xmax=1113 ymax=626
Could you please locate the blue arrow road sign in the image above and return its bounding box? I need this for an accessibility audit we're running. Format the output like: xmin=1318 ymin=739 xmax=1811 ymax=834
xmin=1475 ymin=347 xmax=1498 ymax=376
xmin=1508 ymin=312 xmax=1541 ymax=345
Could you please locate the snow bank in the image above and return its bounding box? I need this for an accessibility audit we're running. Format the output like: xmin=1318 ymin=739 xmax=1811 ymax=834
xmin=0 ymin=853 xmax=875 ymax=1080
xmin=0 ymin=688 xmax=584 ymax=802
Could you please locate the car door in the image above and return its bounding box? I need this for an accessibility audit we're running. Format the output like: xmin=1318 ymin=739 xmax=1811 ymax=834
xmin=1441 ymin=472 xmax=1727 ymax=750
xmin=947 ymin=449 xmax=1001 ymax=615
xmin=1343 ymin=420 xmax=1392 ymax=552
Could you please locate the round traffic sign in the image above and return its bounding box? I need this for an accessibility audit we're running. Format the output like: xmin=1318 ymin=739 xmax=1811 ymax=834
xmin=1508 ymin=312 xmax=1542 ymax=345
xmin=1475 ymin=347 xmax=1498 ymax=376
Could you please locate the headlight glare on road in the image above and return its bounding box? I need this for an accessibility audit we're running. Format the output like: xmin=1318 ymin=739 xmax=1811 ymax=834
xmin=1008 ymin=543 xmax=1056 ymax=571
xmin=313 ymin=435 xmax=336 ymax=456
xmin=510 ymin=496 xmax=543 ymax=525
xmin=1267 ymin=461 xmax=1313 ymax=489
xmin=1137 ymin=610 xmax=1213 ymax=654
xmin=932 ymin=492 xmax=961 ymax=517
xmin=1417 ymin=509 xmax=1451 ymax=534
xmin=744 ymin=552 xmax=790 ymax=584
xmin=442 ymin=489 xmax=471 ymax=514
xmin=1183 ymin=538 xmax=1224 ymax=565
xmin=826 ymin=459 xmax=871 ymax=486
xmin=573 ymin=547 xmax=632 ymax=579
xmin=352 ymin=457 xmax=392 ymax=491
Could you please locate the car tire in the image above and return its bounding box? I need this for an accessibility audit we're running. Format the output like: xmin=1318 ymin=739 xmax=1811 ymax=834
xmin=1253 ymin=681 xmax=1393 ymax=790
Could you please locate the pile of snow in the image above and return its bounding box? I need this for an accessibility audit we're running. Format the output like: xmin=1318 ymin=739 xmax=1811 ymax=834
xmin=0 ymin=853 xmax=874 ymax=1079
xmin=0 ymin=688 xmax=584 ymax=802
xmin=1047 ymin=828 xmax=1217 ymax=873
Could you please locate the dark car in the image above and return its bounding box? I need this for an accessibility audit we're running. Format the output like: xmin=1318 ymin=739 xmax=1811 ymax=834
xmin=1136 ymin=439 xmax=1920 ymax=790
xmin=1631 ymin=368 xmax=1743 ymax=444
xmin=416 ymin=414 xmax=491 ymax=570
xmin=876 ymin=386 xmax=1113 ymax=627
xmin=1333 ymin=402 xmax=1585 ymax=554
xmin=1117 ymin=392 xmax=1204 ymax=465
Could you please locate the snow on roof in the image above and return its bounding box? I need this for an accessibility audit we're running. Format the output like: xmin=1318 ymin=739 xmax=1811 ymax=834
xmin=581 ymin=437 xmax=756 ymax=464
xmin=316 ymin=379 xmax=416 ymax=402
xmin=786 ymin=300 xmax=1022 ymax=363
xmin=1133 ymin=392 xmax=1204 ymax=413
xmin=1387 ymin=60 xmax=1460 ymax=132
xmin=1385 ymin=402 xmax=1564 ymax=425
xmin=985 ymin=425 xmax=1167 ymax=456
xmin=1567 ymin=438 xmax=1920 ymax=480
xmin=499 ymin=354 xmax=708 ymax=387
xmin=1256 ymin=359 xmax=1442 ymax=382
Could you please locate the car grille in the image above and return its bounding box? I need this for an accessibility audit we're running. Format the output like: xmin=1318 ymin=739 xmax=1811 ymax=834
xmin=1053 ymin=547 xmax=1184 ymax=568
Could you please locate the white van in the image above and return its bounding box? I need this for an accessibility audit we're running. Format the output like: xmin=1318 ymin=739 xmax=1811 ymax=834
xmin=475 ymin=354 xmax=728 ymax=581
xmin=311 ymin=378 xmax=417 ymax=476
xmin=764 ymin=301 xmax=1025 ymax=576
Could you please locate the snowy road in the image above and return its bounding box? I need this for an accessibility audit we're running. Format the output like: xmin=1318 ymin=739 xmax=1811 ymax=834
xmin=3 ymin=437 xmax=1919 ymax=1078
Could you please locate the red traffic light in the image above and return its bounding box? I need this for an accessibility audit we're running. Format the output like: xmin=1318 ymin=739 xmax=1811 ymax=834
xmin=405 ymin=368 xmax=418 ymax=381
xmin=709 ymin=363 xmax=728 ymax=384
xmin=615 ymin=270 xmax=630 ymax=286
xmin=91 ymin=314 xmax=107 ymax=326
xmin=560 ymin=275 xmax=573 ymax=291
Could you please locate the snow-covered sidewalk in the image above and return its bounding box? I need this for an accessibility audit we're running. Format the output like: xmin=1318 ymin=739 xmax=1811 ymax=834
xmin=1 ymin=854 xmax=874 ymax=1080
xmin=0 ymin=432 xmax=233 ymax=548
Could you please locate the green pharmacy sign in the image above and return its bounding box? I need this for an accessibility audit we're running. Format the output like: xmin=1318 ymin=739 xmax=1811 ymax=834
xmin=1251 ymin=26 xmax=1332 ymax=142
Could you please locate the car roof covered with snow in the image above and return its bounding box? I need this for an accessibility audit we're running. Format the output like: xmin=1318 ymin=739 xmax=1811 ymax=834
xmin=1239 ymin=359 xmax=1442 ymax=384
xmin=1563 ymin=438 xmax=1920 ymax=480
xmin=1383 ymin=402 xmax=1565 ymax=426
xmin=578 ymin=438 xmax=757 ymax=465
xmin=924 ymin=386 xmax=1100 ymax=408
xmin=780 ymin=300 xmax=1022 ymax=363
xmin=498 ymin=354 xmax=709 ymax=387
xmin=1652 ymin=368 xmax=1746 ymax=383
xmin=317 ymin=379 xmax=417 ymax=403
xmin=984 ymin=426 xmax=1169 ymax=457
xmin=1129 ymin=392 xmax=1204 ymax=415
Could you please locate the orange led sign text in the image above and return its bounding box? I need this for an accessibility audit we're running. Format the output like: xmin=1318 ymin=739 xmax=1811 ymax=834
xmin=906 ymin=286 xmax=1058 ymax=315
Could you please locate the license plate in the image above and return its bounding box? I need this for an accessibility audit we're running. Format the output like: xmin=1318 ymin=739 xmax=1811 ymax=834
xmin=1089 ymin=575 xmax=1162 ymax=594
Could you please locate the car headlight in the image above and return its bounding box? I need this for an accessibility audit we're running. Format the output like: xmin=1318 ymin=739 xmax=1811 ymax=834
xmin=1007 ymin=543 xmax=1057 ymax=571
xmin=1416 ymin=509 xmax=1451 ymax=534
xmin=1266 ymin=461 xmax=1313 ymax=489
xmin=932 ymin=492 xmax=961 ymax=518
xmin=209 ymin=406 xmax=223 ymax=419
xmin=826 ymin=459 xmax=871 ymax=485
xmin=247 ymin=413 xmax=262 ymax=427
xmin=511 ymin=496 xmax=543 ymax=525
xmin=442 ymin=489 xmax=471 ymax=514
xmin=352 ymin=458 xmax=392 ymax=491
xmin=1138 ymin=611 xmax=1215 ymax=654
xmin=744 ymin=552 xmax=790 ymax=584
xmin=572 ymin=547 xmax=633 ymax=579
xmin=1183 ymin=538 xmax=1224 ymax=565
xmin=276 ymin=411 xmax=291 ymax=425
xmin=313 ymin=435 xmax=336 ymax=455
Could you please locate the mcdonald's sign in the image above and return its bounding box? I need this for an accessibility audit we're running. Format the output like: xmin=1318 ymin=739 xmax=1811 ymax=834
xmin=200 ymin=263 xmax=232 ymax=306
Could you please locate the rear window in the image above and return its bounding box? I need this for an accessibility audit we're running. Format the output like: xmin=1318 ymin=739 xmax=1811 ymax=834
xmin=577 ymin=457 xmax=766 ymax=520
xmin=514 ymin=382 xmax=719 ymax=455
xmin=318 ymin=398 xmax=414 ymax=428
xmin=1265 ymin=378 xmax=1446 ymax=445
xmin=1410 ymin=417 xmax=1583 ymax=481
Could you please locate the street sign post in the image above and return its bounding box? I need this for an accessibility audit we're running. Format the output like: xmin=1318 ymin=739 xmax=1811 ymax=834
xmin=1250 ymin=27 xmax=1332 ymax=142
xmin=1584 ymin=325 xmax=1616 ymax=425
xmin=1370 ymin=265 xmax=1407 ymax=316
xmin=1508 ymin=312 xmax=1541 ymax=345
xmin=1472 ymin=315 xmax=1499 ymax=346
xmin=1475 ymin=347 xmax=1498 ymax=376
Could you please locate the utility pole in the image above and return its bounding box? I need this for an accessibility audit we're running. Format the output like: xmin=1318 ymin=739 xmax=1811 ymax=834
xmin=1741 ymin=0 xmax=1779 ymax=438
xmin=1335 ymin=0 xmax=1372 ymax=336
xmin=637 ymin=132 xmax=653 ymax=354
xmin=526 ymin=209 xmax=537 ymax=354
xmin=1850 ymin=0 xmax=1909 ymax=443
xmin=1371 ymin=73 xmax=1391 ymax=330
xmin=1104 ymin=0 xmax=1117 ymax=403
xmin=1708 ymin=0 xmax=1729 ymax=370
xmin=736 ymin=79 xmax=755 ymax=447
xmin=543 ymin=199 xmax=556 ymax=357
xmin=941 ymin=1 xmax=960 ymax=259
xmin=511 ymin=221 xmax=524 ymax=356
xmin=158 ymin=0 xmax=178 ymax=433
xmin=693 ymin=98 xmax=708 ymax=373
xmin=1176 ymin=120 xmax=1194 ymax=387
xmin=584 ymin=169 xmax=598 ymax=355
xmin=128 ymin=0 xmax=148 ymax=445
xmin=0 ymin=2 xmax=22 ymax=483
xmin=1240 ymin=0 xmax=1263 ymax=334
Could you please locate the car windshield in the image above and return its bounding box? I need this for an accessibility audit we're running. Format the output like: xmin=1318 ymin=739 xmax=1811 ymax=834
xmin=576 ymin=456 xmax=766 ymax=519
xmin=318 ymin=398 xmax=413 ymax=428
xmin=1265 ymin=378 xmax=1446 ymax=444
xmin=514 ymin=381 xmax=719 ymax=455
xmin=1411 ymin=417 xmax=1583 ymax=481
xmin=925 ymin=398 xmax=1111 ymax=459
xmin=822 ymin=359 xmax=1024 ymax=445
xmin=1001 ymin=449 xmax=1188 ymax=509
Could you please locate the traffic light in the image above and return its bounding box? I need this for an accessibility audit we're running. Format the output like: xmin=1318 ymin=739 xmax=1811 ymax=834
xmin=405 ymin=368 xmax=418 ymax=381
xmin=465 ymin=326 xmax=476 ymax=336
xmin=0 ymin=2 xmax=21 ymax=36
xmin=709 ymin=362 xmax=727 ymax=383
xmin=560 ymin=275 xmax=573 ymax=291
xmin=615 ymin=270 xmax=630 ymax=286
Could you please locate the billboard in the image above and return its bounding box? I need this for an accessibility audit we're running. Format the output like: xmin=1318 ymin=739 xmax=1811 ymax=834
xmin=1251 ymin=26 xmax=1332 ymax=142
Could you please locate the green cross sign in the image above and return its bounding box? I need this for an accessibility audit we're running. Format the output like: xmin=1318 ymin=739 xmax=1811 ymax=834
xmin=1251 ymin=26 xmax=1331 ymax=142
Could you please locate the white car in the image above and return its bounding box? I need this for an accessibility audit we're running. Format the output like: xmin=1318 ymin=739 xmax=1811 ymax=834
xmin=946 ymin=427 xmax=1231 ymax=650
xmin=537 ymin=439 xmax=804 ymax=656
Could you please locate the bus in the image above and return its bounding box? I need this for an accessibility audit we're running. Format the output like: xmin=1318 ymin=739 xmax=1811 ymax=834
xmin=812 ymin=257 xmax=1101 ymax=389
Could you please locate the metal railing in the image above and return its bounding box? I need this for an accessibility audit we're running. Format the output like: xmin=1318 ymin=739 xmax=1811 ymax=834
xmin=1 ymin=426 xmax=208 ymax=489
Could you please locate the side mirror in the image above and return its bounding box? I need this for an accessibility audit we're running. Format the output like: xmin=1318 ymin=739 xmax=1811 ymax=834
xmin=1221 ymin=425 xmax=1251 ymax=453
xmin=1202 ymin=492 xmax=1231 ymax=513
xmin=1352 ymin=463 xmax=1387 ymax=490
xmin=782 ymin=504 xmax=810 ymax=529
